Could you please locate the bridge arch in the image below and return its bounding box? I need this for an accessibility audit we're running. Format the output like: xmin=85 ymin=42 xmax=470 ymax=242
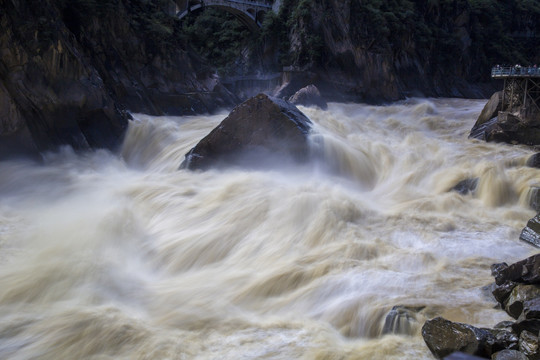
xmin=176 ymin=0 xmax=274 ymax=32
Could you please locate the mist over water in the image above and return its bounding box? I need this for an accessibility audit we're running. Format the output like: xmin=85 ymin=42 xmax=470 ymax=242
xmin=0 ymin=98 xmax=538 ymax=359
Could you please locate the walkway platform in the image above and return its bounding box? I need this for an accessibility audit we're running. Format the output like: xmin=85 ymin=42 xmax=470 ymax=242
xmin=493 ymin=66 xmax=540 ymax=112
xmin=492 ymin=66 xmax=540 ymax=78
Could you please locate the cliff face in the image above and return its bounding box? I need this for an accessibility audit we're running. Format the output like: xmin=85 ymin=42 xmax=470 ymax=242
xmin=0 ymin=0 xmax=237 ymax=159
xmin=0 ymin=0 xmax=127 ymax=158
xmin=277 ymin=0 xmax=540 ymax=102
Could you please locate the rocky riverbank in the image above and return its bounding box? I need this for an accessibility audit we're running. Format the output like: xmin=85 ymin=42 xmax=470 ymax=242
xmin=420 ymin=146 xmax=540 ymax=359
xmin=422 ymin=251 xmax=540 ymax=360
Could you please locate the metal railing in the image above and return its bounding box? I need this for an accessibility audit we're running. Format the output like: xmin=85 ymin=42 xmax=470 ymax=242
xmin=492 ymin=66 xmax=540 ymax=77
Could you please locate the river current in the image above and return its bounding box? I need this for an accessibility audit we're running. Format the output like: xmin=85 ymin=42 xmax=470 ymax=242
xmin=0 ymin=98 xmax=538 ymax=359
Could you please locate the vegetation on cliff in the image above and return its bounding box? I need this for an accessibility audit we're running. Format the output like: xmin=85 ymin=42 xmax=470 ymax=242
xmin=181 ymin=9 xmax=256 ymax=76
xmin=180 ymin=0 xmax=540 ymax=100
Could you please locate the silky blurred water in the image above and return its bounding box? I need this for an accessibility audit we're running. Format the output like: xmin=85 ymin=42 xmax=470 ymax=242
xmin=0 ymin=98 xmax=538 ymax=359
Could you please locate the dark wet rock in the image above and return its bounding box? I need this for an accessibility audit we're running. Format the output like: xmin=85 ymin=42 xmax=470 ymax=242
xmin=518 ymin=330 xmax=539 ymax=359
xmin=511 ymin=319 xmax=540 ymax=336
xmin=180 ymin=93 xmax=312 ymax=171
xmin=484 ymin=113 xmax=522 ymax=144
xmin=520 ymin=215 xmax=540 ymax=248
xmin=451 ymin=178 xmax=479 ymax=195
xmin=491 ymin=349 xmax=528 ymax=360
xmin=527 ymin=153 xmax=540 ymax=169
xmin=494 ymin=321 xmax=516 ymax=330
xmin=506 ymin=285 xmax=540 ymax=319
xmin=522 ymin=297 xmax=540 ymax=320
xmin=492 ymin=281 xmax=518 ymax=305
xmin=288 ymin=84 xmax=328 ymax=110
xmin=491 ymin=255 xmax=540 ymax=286
xmin=382 ymin=305 xmax=424 ymax=335
xmin=422 ymin=317 xmax=495 ymax=359
xmin=491 ymin=262 xmax=511 ymax=286
xmin=470 ymin=110 xmax=540 ymax=146
xmin=487 ymin=329 xmax=519 ymax=352
xmin=469 ymin=117 xmax=499 ymax=141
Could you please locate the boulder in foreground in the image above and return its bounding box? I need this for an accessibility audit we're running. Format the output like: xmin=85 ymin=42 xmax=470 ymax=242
xmin=180 ymin=93 xmax=312 ymax=170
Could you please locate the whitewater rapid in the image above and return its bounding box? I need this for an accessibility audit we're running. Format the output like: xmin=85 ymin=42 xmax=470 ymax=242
xmin=0 ymin=98 xmax=538 ymax=359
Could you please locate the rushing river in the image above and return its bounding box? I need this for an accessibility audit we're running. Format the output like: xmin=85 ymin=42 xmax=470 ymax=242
xmin=0 ymin=98 xmax=538 ymax=359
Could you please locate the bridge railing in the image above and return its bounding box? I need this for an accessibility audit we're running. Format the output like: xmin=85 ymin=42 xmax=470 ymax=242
xmin=492 ymin=66 xmax=540 ymax=77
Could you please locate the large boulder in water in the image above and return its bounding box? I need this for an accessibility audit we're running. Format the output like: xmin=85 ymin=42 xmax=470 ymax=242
xmin=180 ymin=93 xmax=312 ymax=170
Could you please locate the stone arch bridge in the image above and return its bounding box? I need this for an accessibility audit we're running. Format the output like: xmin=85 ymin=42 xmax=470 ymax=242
xmin=175 ymin=0 xmax=278 ymax=31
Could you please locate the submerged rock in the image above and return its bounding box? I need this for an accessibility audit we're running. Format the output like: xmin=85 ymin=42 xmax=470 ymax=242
xmin=180 ymin=93 xmax=312 ymax=170
xmin=528 ymin=187 xmax=540 ymax=212
xmin=288 ymin=84 xmax=328 ymax=110
xmin=450 ymin=178 xmax=479 ymax=195
xmin=381 ymin=305 xmax=424 ymax=335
